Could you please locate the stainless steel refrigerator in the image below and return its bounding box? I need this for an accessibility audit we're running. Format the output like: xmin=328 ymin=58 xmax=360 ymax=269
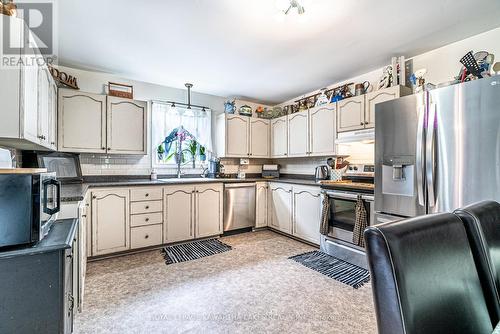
xmin=375 ymin=76 xmax=500 ymax=223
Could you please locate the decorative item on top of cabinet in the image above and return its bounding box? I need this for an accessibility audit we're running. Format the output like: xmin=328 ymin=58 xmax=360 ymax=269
xmin=224 ymin=99 xmax=236 ymax=114
xmin=238 ymin=105 xmax=252 ymax=117
xmin=48 ymin=66 xmax=79 ymax=89
xmin=292 ymin=185 xmax=322 ymax=244
xmin=91 ymin=188 xmax=130 ymax=256
xmin=108 ymin=82 xmax=133 ymax=99
xmin=271 ymin=116 xmax=287 ymax=158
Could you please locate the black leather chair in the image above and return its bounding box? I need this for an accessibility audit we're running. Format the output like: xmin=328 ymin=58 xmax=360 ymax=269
xmin=455 ymin=200 xmax=500 ymax=326
xmin=364 ymin=213 xmax=495 ymax=334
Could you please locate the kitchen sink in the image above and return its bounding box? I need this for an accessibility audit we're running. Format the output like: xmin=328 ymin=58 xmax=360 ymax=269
xmin=156 ymin=178 xmax=213 ymax=183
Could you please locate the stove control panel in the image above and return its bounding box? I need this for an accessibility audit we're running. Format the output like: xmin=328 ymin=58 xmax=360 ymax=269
xmin=345 ymin=164 xmax=375 ymax=176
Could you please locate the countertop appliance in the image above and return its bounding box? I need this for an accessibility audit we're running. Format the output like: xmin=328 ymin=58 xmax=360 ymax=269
xmin=315 ymin=165 xmax=330 ymax=181
xmin=223 ymin=183 xmax=256 ymax=232
xmin=375 ymin=76 xmax=500 ymax=223
xmin=262 ymin=164 xmax=280 ymax=179
xmin=22 ymin=151 xmax=83 ymax=184
xmin=0 ymin=169 xmax=61 ymax=248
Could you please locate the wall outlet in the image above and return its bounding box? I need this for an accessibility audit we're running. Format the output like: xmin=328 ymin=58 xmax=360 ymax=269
xmin=240 ymin=158 xmax=249 ymax=165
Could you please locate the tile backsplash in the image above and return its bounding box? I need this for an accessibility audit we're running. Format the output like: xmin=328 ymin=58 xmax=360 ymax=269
xmin=79 ymin=154 xmax=152 ymax=175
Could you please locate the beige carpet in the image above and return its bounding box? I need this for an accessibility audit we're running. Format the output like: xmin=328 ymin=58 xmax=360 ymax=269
xmin=75 ymin=230 xmax=377 ymax=334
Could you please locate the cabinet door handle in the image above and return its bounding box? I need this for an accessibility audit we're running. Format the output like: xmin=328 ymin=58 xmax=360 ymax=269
xmin=145 ymin=193 xmax=149 ymax=197
xmin=360 ymin=122 xmax=364 ymax=125
xmin=145 ymin=205 xmax=150 ymax=209
xmin=107 ymin=147 xmax=111 ymax=150
xmin=145 ymin=218 xmax=149 ymax=222
xmin=81 ymin=214 xmax=87 ymax=218
xmin=92 ymin=195 xmax=96 ymax=199
xmin=101 ymin=147 xmax=106 ymax=150
xmin=145 ymin=234 xmax=149 ymax=239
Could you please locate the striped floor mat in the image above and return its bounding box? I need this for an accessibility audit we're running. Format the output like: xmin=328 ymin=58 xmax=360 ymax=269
xmin=289 ymin=251 xmax=370 ymax=289
xmin=161 ymin=239 xmax=232 ymax=265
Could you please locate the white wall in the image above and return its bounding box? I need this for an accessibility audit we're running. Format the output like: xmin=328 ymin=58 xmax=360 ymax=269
xmin=279 ymin=27 xmax=500 ymax=106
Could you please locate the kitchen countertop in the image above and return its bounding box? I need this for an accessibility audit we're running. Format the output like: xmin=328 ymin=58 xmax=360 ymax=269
xmin=60 ymin=176 xmax=322 ymax=203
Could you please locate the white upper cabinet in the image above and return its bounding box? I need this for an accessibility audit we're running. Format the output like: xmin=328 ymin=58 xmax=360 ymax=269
xmin=58 ymin=90 xmax=147 ymax=154
xmin=226 ymin=115 xmax=250 ymax=157
xmin=216 ymin=114 xmax=270 ymax=158
xmin=337 ymin=95 xmax=365 ymax=133
xmin=364 ymin=85 xmax=412 ymax=128
xmin=271 ymin=116 xmax=288 ymax=158
xmin=309 ymin=104 xmax=336 ymax=156
xmin=0 ymin=17 xmax=57 ymax=150
xmin=287 ymin=111 xmax=309 ymax=157
xmin=249 ymin=118 xmax=270 ymax=157
xmin=58 ymin=90 xmax=107 ymax=153
xmin=337 ymin=85 xmax=412 ymax=133
xmin=106 ymin=97 xmax=147 ymax=154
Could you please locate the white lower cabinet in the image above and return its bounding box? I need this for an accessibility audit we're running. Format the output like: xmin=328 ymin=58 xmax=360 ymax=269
xmin=195 ymin=183 xmax=223 ymax=238
xmin=255 ymin=182 xmax=269 ymax=228
xmin=164 ymin=183 xmax=223 ymax=243
xmin=130 ymin=224 xmax=163 ymax=249
xmin=268 ymin=182 xmax=322 ymax=245
xmin=91 ymin=189 xmax=130 ymax=256
xmin=164 ymin=185 xmax=194 ymax=243
xmin=292 ymin=186 xmax=322 ymax=244
xmin=269 ymin=183 xmax=293 ymax=234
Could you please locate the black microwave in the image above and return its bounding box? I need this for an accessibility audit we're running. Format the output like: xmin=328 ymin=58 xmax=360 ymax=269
xmin=0 ymin=171 xmax=61 ymax=249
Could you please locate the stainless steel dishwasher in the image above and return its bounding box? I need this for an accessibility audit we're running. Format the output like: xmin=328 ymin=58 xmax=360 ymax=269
xmin=223 ymin=183 xmax=256 ymax=232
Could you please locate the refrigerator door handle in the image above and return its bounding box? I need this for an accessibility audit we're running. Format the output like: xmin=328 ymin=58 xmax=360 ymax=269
xmin=426 ymin=103 xmax=437 ymax=207
xmin=416 ymin=105 xmax=426 ymax=206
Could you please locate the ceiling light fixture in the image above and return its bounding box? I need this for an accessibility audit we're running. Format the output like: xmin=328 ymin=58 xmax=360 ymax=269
xmin=276 ymin=0 xmax=305 ymax=15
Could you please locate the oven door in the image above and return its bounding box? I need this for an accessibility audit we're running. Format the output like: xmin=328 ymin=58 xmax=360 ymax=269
xmin=326 ymin=191 xmax=374 ymax=244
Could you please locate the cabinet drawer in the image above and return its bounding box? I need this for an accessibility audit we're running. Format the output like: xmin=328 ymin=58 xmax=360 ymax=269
xmin=130 ymin=187 xmax=163 ymax=202
xmin=130 ymin=224 xmax=163 ymax=249
xmin=130 ymin=212 xmax=163 ymax=227
xmin=130 ymin=200 xmax=162 ymax=214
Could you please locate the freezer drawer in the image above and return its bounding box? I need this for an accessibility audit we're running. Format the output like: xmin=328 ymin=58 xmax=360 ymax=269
xmin=223 ymin=183 xmax=256 ymax=231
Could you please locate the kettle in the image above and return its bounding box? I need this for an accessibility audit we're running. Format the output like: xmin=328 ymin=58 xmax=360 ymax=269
xmin=315 ymin=165 xmax=330 ymax=181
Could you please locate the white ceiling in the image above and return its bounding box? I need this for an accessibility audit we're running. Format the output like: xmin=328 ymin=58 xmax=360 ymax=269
xmin=57 ymin=0 xmax=500 ymax=104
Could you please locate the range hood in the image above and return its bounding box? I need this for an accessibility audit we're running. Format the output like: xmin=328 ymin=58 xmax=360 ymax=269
xmin=336 ymin=128 xmax=374 ymax=144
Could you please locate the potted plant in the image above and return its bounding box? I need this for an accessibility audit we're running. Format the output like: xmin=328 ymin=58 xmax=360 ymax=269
xmin=188 ymin=140 xmax=198 ymax=168
xmin=199 ymin=145 xmax=206 ymax=162
xmin=156 ymin=144 xmax=165 ymax=161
